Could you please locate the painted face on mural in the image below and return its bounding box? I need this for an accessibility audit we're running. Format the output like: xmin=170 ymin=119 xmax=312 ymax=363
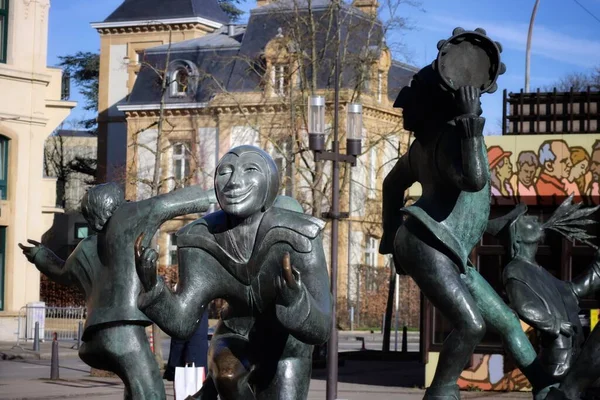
xmin=215 ymin=152 xmax=269 ymax=219
xmin=497 ymin=157 xmax=513 ymax=181
xmin=546 ymin=141 xmax=572 ymax=179
xmin=591 ymin=150 xmax=600 ymax=182
xmin=518 ymin=163 xmax=536 ymax=187
xmin=569 ymin=160 xmax=589 ymax=181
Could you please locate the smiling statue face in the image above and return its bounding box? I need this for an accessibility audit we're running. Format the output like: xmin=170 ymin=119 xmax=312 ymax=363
xmin=215 ymin=152 xmax=269 ymax=218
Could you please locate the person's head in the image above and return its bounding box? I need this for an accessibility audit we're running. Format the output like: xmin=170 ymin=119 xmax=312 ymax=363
xmin=487 ymin=146 xmax=513 ymax=183
xmin=591 ymin=140 xmax=600 ymax=182
xmin=486 ymin=204 xmax=543 ymax=259
xmin=394 ymin=65 xmax=456 ymax=136
xmin=214 ymin=145 xmax=279 ymax=219
xmin=81 ymin=183 xmax=125 ymax=232
xmin=568 ymin=147 xmax=590 ymax=182
xmin=517 ymin=151 xmax=538 ymax=187
xmin=538 ymin=140 xmax=572 ymax=179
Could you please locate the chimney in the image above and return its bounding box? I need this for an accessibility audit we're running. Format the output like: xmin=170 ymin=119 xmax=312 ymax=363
xmin=256 ymin=0 xmax=270 ymax=7
xmin=351 ymin=0 xmax=379 ymax=16
xmin=228 ymin=24 xmax=236 ymax=37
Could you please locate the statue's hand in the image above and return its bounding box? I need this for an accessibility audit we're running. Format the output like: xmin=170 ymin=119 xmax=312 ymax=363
xmin=559 ymin=321 xmax=575 ymax=337
xmin=135 ymin=233 xmax=158 ymax=292
xmin=18 ymin=239 xmax=43 ymax=263
xmin=275 ymin=252 xmax=302 ymax=307
xmin=455 ymin=86 xmax=482 ymax=118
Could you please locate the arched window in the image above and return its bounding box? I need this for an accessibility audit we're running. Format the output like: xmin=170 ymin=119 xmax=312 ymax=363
xmin=170 ymin=67 xmax=189 ymax=97
xmin=0 ymin=135 xmax=9 ymax=200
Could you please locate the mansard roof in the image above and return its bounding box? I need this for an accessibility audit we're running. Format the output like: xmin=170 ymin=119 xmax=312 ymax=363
xmin=103 ymin=0 xmax=230 ymax=25
xmin=122 ymin=1 xmax=416 ymax=108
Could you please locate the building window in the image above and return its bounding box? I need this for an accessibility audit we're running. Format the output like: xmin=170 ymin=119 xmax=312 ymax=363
xmin=368 ymin=146 xmax=376 ymax=199
xmin=0 ymin=226 xmax=5 ymax=310
xmin=74 ymin=223 xmax=89 ymax=240
xmin=0 ymin=136 xmax=8 ymax=200
xmin=170 ymin=67 xmax=189 ymax=97
xmin=0 ymin=0 xmax=8 ymax=63
xmin=377 ymin=71 xmax=382 ymax=103
xmin=173 ymin=142 xmax=191 ymax=187
xmin=363 ymin=236 xmax=379 ymax=292
xmin=168 ymin=233 xmax=178 ymax=266
xmin=272 ymin=64 xmax=290 ymax=96
xmin=364 ymin=236 xmax=378 ymax=267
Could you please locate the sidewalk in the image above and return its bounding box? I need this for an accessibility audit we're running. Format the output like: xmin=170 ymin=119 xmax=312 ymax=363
xmin=0 ymin=359 xmax=533 ymax=400
xmin=0 ymin=377 xmax=533 ymax=400
xmin=0 ymin=341 xmax=80 ymax=361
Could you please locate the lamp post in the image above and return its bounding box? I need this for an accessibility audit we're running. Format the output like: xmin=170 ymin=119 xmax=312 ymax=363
xmin=525 ymin=0 xmax=541 ymax=92
xmin=308 ymin=95 xmax=362 ymax=400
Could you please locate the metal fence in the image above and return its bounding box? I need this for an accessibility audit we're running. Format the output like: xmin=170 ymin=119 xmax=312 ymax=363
xmin=14 ymin=305 xmax=85 ymax=348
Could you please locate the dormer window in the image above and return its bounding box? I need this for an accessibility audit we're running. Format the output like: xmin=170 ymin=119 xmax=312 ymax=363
xmin=272 ymin=64 xmax=290 ymax=96
xmin=170 ymin=67 xmax=189 ymax=97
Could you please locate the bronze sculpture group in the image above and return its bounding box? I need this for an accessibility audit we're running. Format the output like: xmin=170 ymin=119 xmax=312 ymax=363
xmin=17 ymin=25 xmax=600 ymax=400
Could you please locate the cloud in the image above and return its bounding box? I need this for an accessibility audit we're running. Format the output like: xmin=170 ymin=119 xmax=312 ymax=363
xmin=425 ymin=14 xmax=600 ymax=68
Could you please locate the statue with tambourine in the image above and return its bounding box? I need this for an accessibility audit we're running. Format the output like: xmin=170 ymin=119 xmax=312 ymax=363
xmin=380 ymin=27 xmax=552 ymax=399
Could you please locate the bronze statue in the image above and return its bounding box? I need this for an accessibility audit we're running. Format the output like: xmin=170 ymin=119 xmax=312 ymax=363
xmin=487 ymin=196 xmax=600 ymax=383
xmin=135 ymin=145 xmax=332 ymax=400
xmin=546 ymin=324 xmax=600 ymax=400
xmin=380 ymin=28 xmax=551 ymax=399
xmin=19 ymin=183 xmax=216 ymax=400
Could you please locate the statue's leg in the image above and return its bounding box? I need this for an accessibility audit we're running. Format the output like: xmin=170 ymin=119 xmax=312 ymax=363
xmin=206 ymin=331 xmax=255 ymax=400
xmin=394 ymin=222 xmax=485 ymax=399
xmin=550 ymin=324 xmax=600 ymax=400
xmin=79 ymin=324 xmax=165 ymax=400
xmin=461 ymin=266 xmax=553 ymax=395
xmin=254 ymin=334 xmax=312 ymax=400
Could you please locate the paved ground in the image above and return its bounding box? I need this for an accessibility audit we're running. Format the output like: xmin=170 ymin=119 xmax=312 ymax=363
xmin=0 ymin=330 xmax=533 ymax=399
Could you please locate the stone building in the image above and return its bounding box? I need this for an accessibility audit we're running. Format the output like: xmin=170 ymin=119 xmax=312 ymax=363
xmin=0 ymin=0 xmax=75 ymax=339
xmin=96 ymin=0 xmax=416 ymax=324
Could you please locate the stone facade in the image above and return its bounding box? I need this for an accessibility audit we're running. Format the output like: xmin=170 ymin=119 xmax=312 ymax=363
xmin=0 ymin=0 xmax=75 ymax=340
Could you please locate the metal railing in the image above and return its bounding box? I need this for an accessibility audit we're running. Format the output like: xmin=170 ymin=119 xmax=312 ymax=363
xmin=14 ymin=305 xmax=85 ymax=349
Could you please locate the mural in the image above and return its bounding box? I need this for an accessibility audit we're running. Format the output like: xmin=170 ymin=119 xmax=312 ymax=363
xmin=406 ymin=134 xmax=600 ymax=206
xmin=457 ymin=322 xmax=536 ymax=392
xmin=487 ymin=138 xmax=600 ymax=206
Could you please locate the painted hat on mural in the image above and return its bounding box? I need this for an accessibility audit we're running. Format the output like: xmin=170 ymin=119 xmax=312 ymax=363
xmin=487 ymin=146 xmax=512 ymax=170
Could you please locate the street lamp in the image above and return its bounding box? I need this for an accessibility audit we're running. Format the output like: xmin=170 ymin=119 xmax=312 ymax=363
xmin=308 ymin=95 xmax=362 ymax=400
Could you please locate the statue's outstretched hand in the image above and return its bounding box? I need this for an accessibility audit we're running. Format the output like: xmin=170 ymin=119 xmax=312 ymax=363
xmin=18 ymin=239 xmax=43 ymax=263
xmin=275 ymin=252 xmax=302 ymax=307
xmin=135 ymin=233 xmax=158 ymax=292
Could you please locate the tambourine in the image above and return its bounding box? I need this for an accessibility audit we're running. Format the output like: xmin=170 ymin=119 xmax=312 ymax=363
xmin=433 ymin=27 xmax=506 ymax=94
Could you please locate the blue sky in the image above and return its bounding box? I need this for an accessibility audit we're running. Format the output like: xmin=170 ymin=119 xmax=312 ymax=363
xmin=48 ymin=0 xmax=600 ymax=134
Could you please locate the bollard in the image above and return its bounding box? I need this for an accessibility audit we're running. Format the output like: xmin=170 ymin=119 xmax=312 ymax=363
xmin=402 ymin=325 xmax=408 ymax=353
xmin=50 ymin=332 xmax=59 ymax=380
xmin=33 ymin=321 xmax=40 ymax=352
xmin=76 ymin=321 xmax=83 ymax=350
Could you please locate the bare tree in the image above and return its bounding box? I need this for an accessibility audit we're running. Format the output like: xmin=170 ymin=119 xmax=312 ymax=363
xmin=124 ymin=24 xmax=221 ymax=366
xmin=543 ymin=68 xmax=600 ymax=92
xmin=44 ymin=123 xmax=97 ymax=211
xmin=123 ymin=0 xmax=420 ymax=342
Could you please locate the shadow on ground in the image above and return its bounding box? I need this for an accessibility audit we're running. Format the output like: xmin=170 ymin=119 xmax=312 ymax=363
xmin=312 ymin=351 xmax=425 ymax=388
